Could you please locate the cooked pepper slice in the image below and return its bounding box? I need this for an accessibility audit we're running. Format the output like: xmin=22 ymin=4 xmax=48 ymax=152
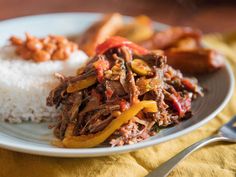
xmin=131 ymin=59 xmax=152 ymax=76
xmin=96 ymin=36 xmax=149 ymax=55
xmin=62 ymin=100 xmax=157 ymax=148
xmin=67 ymin=76 xmax=97 ymax=93
xmin=76 ymin=67 xmax=85 ymax=75
xmin=170 ymin=94 xmax=191 ymax=117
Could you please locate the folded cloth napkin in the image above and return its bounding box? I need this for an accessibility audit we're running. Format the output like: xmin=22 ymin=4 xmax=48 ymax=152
xmin=0 ymin=34 xmax=236 ymax=177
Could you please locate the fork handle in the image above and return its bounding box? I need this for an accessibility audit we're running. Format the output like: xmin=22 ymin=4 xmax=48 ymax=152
xmin=146 ymin=134 xmax=229 ymax=177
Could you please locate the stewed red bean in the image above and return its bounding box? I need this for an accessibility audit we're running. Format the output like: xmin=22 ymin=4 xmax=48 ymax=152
xmin=10 ymin=33 xmax=78 ymax=62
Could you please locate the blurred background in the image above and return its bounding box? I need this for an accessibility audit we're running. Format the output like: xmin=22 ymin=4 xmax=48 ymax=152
xmin=0 ymin=0 xmax=236 ymax=33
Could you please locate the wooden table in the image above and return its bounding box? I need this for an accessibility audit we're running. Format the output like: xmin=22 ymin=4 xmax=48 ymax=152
xmin=0 ymin=0 xmax=236 ymax=33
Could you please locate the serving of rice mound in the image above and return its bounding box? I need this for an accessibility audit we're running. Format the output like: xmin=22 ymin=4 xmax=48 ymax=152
xmin=0 ymin=46 xmax=88 ymax=123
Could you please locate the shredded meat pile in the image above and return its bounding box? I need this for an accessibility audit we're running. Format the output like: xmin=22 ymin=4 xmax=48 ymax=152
xmin=47 ymin=46 xmax=202 ymax=147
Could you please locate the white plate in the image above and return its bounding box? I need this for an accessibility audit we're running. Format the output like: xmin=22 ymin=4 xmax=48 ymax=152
xmin=0 ymin=13 xmax=234 ymax=157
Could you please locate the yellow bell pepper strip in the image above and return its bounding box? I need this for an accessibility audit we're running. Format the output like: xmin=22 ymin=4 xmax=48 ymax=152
xmin=76 ymin=66 xmax=85 ymax=75
xmin=65 ymin=123 xmax=75 ymax=137
xmin=62 ymin=100 xmax=157 ymax=148
xmin=52 ymin=123 xmax=75 ymax=147
xmin=67 ymin=75 xmax=97 ymax=93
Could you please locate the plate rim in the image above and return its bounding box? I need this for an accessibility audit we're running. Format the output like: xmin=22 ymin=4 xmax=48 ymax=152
xmin=0 ymin=12 xmax=234 ymax=157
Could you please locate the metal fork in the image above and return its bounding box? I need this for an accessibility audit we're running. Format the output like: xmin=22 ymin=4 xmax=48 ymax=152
xmin=146 ymin=116 xmax=236 ymax=177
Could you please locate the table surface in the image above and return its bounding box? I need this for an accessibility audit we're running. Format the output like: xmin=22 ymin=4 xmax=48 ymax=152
xmin=0 ymin=0 xmax=236 ymax=33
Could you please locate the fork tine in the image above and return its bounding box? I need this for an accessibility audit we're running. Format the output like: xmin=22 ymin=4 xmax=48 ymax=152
xmin=225 ymin=115 xmax=236 ymax=127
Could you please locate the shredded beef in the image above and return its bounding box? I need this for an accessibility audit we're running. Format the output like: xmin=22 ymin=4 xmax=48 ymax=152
xmin=47 ymin=45 xmax=203 ymax=146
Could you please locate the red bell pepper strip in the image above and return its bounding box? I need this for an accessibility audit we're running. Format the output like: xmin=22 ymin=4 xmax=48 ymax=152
xmin=96 ymin=36 xmax=149 ymax=55
xmin=170 ymin=94 xmax=191 ymax=117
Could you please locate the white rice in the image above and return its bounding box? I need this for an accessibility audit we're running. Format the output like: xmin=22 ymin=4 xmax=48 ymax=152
xmin=0 ymin=46 xmax=88 ymax=123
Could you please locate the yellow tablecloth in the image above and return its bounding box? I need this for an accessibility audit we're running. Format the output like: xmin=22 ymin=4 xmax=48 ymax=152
xmin=0 ymin=34 xmax=236 ymax=177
